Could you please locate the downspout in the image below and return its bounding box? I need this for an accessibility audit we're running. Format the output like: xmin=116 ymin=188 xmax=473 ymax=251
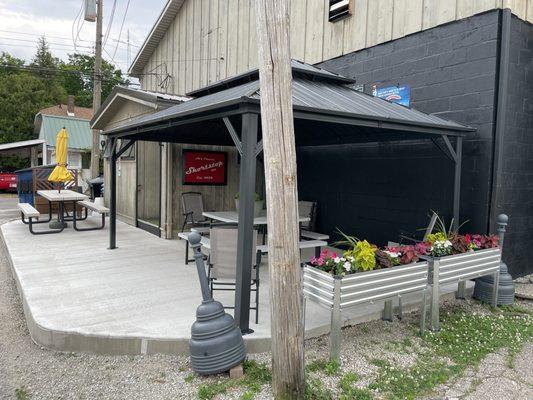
xmin=488 ymin=8 xmax=511 ymax=232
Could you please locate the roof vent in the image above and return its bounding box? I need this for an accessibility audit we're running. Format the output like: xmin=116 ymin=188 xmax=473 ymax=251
xmin=329 ymin=0 xmax=352 ymax=22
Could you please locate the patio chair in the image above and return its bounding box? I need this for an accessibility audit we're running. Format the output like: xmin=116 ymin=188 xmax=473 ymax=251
xmin=181 ymin=192 xmax=209 ymax=233
xmin=299 ymin=200 xmax=329 ymax=257
xmin=208 ymin=227 xmax=260 ymax=324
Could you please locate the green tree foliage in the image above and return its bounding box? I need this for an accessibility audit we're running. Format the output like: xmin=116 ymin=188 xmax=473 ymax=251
xmin=0 ymin=51 xmax=65 ymax=143
xmin=0 ymin=38 xmax=126 ymax=171
xmin=0 ymin=38 xmax=126 ymax=143
xmin=60 ymin=54 xmax=127 ymax=108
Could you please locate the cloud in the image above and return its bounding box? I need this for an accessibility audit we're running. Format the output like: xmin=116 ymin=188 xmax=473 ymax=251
xmin=0 ymin=0 xmax=167 ymax=70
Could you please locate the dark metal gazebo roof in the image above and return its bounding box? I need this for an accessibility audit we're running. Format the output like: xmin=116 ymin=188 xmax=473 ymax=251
xmin=106 ymin=60 xmax=473 ymax=144
xmin=105 ymin=61 xmax=472 ymax=334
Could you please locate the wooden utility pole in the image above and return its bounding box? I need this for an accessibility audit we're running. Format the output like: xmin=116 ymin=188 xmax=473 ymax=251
xmin=91 ymin=0 xmax=103 ymax=178
xmin=255 ymin=1 xmax=305 ymax=398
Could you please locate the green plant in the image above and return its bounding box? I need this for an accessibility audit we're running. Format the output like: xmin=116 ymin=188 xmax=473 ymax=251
xmin=350 ymin=240 xmax=377 ymax=271
xmin=305 ymin=377 xmax=334 ymax=399
xmin=15 ymin=387 xmax=30 ymax=400
xmin=306 ymin=358 xmax=340 ymax=376
xmin=339 ymin=372 xmax=373 ymax=400
xmin=197 ymin=360 xmax=271 ymax=400
xmin=234 ymin=192 xmax=262 ymax=201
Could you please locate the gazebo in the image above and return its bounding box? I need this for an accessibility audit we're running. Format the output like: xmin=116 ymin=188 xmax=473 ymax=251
xmin=104 ymin=60 xmax=474 ymax=333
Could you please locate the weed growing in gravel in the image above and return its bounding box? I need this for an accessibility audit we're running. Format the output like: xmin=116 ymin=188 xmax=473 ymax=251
xmin=306 ymin=358 xmax=340 ymax=376
xmin=197 ymin=360 xmax=271 ymax=400
xmin=15 ymin=387 xmax=30 ymax=400
xmin=305 ymin=377 xmax=333 ymax=399
xmin=184 ymin=373 xmax=195 ymax=383
xmin=338 ymin=372 xmax=373 ymax=400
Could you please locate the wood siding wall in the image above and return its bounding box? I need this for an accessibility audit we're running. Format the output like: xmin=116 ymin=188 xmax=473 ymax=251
xmin=171 ymin=143 xmax=265 ymax=236
xmin=139 ymin=0 xmax=533 ymax=94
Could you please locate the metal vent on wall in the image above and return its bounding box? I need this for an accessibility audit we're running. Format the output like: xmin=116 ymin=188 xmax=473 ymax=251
xmin=329 ymin=0 xmax=352 ymax=22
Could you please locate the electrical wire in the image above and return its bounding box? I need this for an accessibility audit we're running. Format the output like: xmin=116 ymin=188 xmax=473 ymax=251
xmin=0 ymin=29 xmax=139 ymax=47
xmin=102 ymin=0 xmax=118 ymax=49
xmin=0 ymin=64 xmax=126 ymax=84
xmin=111 ymin=0 xmax=131 ymax=62
xmin=0 ymin=36 xmax=93 ymax=50
xmin=71 ymin=0 xmax=84 ymax=50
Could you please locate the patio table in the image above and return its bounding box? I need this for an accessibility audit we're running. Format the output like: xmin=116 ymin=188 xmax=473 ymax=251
xmin=202 ymin=211 xmax=310 ymax=226
xmin=37 ymin=189 xmax=89 ymax=227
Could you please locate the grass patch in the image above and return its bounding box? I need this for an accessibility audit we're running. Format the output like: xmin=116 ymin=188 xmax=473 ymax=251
xmin=338 ymin=372 xmax=373 ymax=400
xmin=306 ymin=359 xmax=340 ymax=376
xmin=15 ymin=387 xmax=30 ymax=400
xmin=305 ymin=377 xmax=333 ymax=400
xmin=197 ymin=360 xmax=271 ymax=400
xmin=368 ymin=305 xmax=533 ymax=399
xmin=184 ymin=373 xmax=195 ymax=383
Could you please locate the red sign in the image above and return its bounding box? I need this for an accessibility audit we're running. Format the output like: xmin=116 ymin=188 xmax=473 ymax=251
xmin=182 ymin=150 xmax=227 ymax=185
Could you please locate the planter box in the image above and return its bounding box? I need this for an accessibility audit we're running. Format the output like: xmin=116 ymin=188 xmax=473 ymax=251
xmin=425 ymin=248 xmax=501 ymax=331
xmin=303 ymin=261 xmax=429 ymax=361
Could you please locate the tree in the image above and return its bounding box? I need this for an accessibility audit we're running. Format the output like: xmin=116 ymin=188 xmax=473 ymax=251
xmin=30 ymin=36 xmax=60 ymax=76
xmin=60 ymin=54 xmax=127 ymax=108
xmin=256 ymin=0 xmax=306 ymax=398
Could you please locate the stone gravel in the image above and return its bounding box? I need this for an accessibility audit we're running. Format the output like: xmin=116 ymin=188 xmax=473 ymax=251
xmin=0 ymin=196 xmax=531 ymax=399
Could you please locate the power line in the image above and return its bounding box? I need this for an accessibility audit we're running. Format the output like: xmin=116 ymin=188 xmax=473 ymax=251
xmin=0 ymin=36 xmax=93 ymax=50
xmin=103 ymin=0 xmax=118 ymax=49
xmin=71 ymin=0 xmax=84 ymax=50
xmin=0 ymin=43 xmax=94 ymax=55
xmin=111 ymin=0 xmax=131 ymax=62
xmin=0 ymin=29 xmax=140 ymax=47
xmin=0 ymin=64 xmax=127 ymax=84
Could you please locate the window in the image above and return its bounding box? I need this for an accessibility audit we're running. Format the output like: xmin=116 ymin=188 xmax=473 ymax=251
xmin=329 ymin=0 xmax=352 ymax=22
xmin=119 ymin=139 xmax=136 ymax=160
xmin=82 ymin=152 xmax=91 ymax=169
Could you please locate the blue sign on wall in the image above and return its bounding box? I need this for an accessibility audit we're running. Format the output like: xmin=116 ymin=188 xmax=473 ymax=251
xmin=373 ymin=85 xmax=411 ymax=107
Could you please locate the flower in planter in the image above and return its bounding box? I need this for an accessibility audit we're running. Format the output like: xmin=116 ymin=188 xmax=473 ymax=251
xmin=430 ymin=239 xmax=453 ymax=257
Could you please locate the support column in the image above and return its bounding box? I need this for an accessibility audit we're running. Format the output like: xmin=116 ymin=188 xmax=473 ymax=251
xmin=234 ymin=113 xmax=259 ymax=333
xmin=453 ymin=136 xmax=463 ymax=231
xmin=109 ymin=138 xmax=117 ymax=250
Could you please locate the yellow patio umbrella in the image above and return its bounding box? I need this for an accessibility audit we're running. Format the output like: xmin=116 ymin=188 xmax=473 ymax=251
xmin=48 ymin=127 xmax=73 ymax=190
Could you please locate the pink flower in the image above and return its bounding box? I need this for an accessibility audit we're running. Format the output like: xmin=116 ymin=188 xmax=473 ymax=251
xmin=310 ymin=256 xmax=317 ymax=265
xmin=317 ymin=257 xmax=324 ymax=266
xmin=331 ymin=252 xmax=338 ymax=258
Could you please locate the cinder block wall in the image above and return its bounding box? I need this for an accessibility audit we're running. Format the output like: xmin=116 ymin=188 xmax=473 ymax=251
xmin=494 ymin=16 xmax=533 ymax=276
xmin=298 ymin=11 xmax=500 ymax=254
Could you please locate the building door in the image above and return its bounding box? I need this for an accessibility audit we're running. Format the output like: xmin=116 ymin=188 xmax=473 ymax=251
xmin=136 ymin=141 xmax=161 ymax=236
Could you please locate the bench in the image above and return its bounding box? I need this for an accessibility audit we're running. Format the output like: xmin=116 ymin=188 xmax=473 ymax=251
xmin=190 ymin=226 xmax=211 ymax=234
xmin=178 ymin=231 xmax=211 ymax=264
xmin=73 ymin=200 xmax=109 ymax=231
xmin=256 ymin=239 xmax=328 ymax=264
xmin=18 ymin=203 xmax=63 ymax=235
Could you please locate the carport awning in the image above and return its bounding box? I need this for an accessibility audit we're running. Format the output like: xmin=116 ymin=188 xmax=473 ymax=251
xmin=106 ymin=61 xmax=474 ymax=143
xmin=0 ymin=139 xmax=45 ymax=151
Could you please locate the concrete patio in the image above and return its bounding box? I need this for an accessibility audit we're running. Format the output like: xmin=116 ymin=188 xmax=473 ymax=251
xmin=1 ymin=217 xmax=471 ymax=355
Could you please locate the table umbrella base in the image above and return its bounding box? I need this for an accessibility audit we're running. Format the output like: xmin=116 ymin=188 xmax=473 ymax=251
xmin=49 ymin=220 xmax=67 ymax=229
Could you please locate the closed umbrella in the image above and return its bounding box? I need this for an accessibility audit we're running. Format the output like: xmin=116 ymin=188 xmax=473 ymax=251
xmin=48 ymin=127 xmax=73 ymax=190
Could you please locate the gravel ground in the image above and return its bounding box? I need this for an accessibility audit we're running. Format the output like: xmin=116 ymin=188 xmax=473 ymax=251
xmin=0 ymin=195 xmax=531 ymax=399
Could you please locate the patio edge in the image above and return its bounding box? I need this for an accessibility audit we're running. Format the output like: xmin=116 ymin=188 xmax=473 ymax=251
xmin=1 ymin=222 xmax=472 ymax=356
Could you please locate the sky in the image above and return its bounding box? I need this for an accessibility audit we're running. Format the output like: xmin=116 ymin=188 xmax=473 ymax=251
xmin=0 ymin=0 xmax=167 ymax=73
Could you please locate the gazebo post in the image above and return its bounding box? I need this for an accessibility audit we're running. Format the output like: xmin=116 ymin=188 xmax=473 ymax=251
xmin=453 ymin=136 xmax=463 ymax=231
xmin=453 ymin=136 xmax=465 ymax=298
xmin=235 ymin=113 xmax=259 ymax=333
xmin=109 ymin=138 xmax=118 ymax=250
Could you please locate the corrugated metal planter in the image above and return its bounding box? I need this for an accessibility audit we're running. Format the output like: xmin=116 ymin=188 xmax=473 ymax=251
xmin=303 ymin=261 xmax=429 ymax=361
xmin=425 ymin=248 xmax=501 ymax=331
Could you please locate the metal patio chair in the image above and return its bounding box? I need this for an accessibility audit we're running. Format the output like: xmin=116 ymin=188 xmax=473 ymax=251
xmin=181 ymin=192 xmax=209 ymax=233
xmin=207 ymin=227 xmax=260 ymax=324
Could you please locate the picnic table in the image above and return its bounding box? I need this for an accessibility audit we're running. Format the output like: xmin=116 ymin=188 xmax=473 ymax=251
xmin=37 ymin=189 xmax=88 ymax=227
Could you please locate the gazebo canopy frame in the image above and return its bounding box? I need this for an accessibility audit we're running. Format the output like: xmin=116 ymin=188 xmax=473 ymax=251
xmin=104 ymin=62 xmax=474 ymax=333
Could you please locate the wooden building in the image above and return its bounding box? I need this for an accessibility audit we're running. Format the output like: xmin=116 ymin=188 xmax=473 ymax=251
xmin=93 ymin=0 xmax=533 ymax=275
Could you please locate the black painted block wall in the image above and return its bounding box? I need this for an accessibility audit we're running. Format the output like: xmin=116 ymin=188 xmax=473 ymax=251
xmin=299 ymin=11 xmax=501 ymax=257
xmin=493 ymin=16 xmax=533 ymax=276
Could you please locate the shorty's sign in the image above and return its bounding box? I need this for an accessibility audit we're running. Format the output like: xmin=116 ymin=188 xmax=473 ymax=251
xmin=182 ymin=150 xmax=227 ymax=185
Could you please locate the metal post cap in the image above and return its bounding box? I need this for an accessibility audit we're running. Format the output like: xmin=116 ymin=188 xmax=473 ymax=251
xmin=497 ymin=214 xmax=508 ymax=225
xmin=189 ymin=231 xmax=202 ymax=246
